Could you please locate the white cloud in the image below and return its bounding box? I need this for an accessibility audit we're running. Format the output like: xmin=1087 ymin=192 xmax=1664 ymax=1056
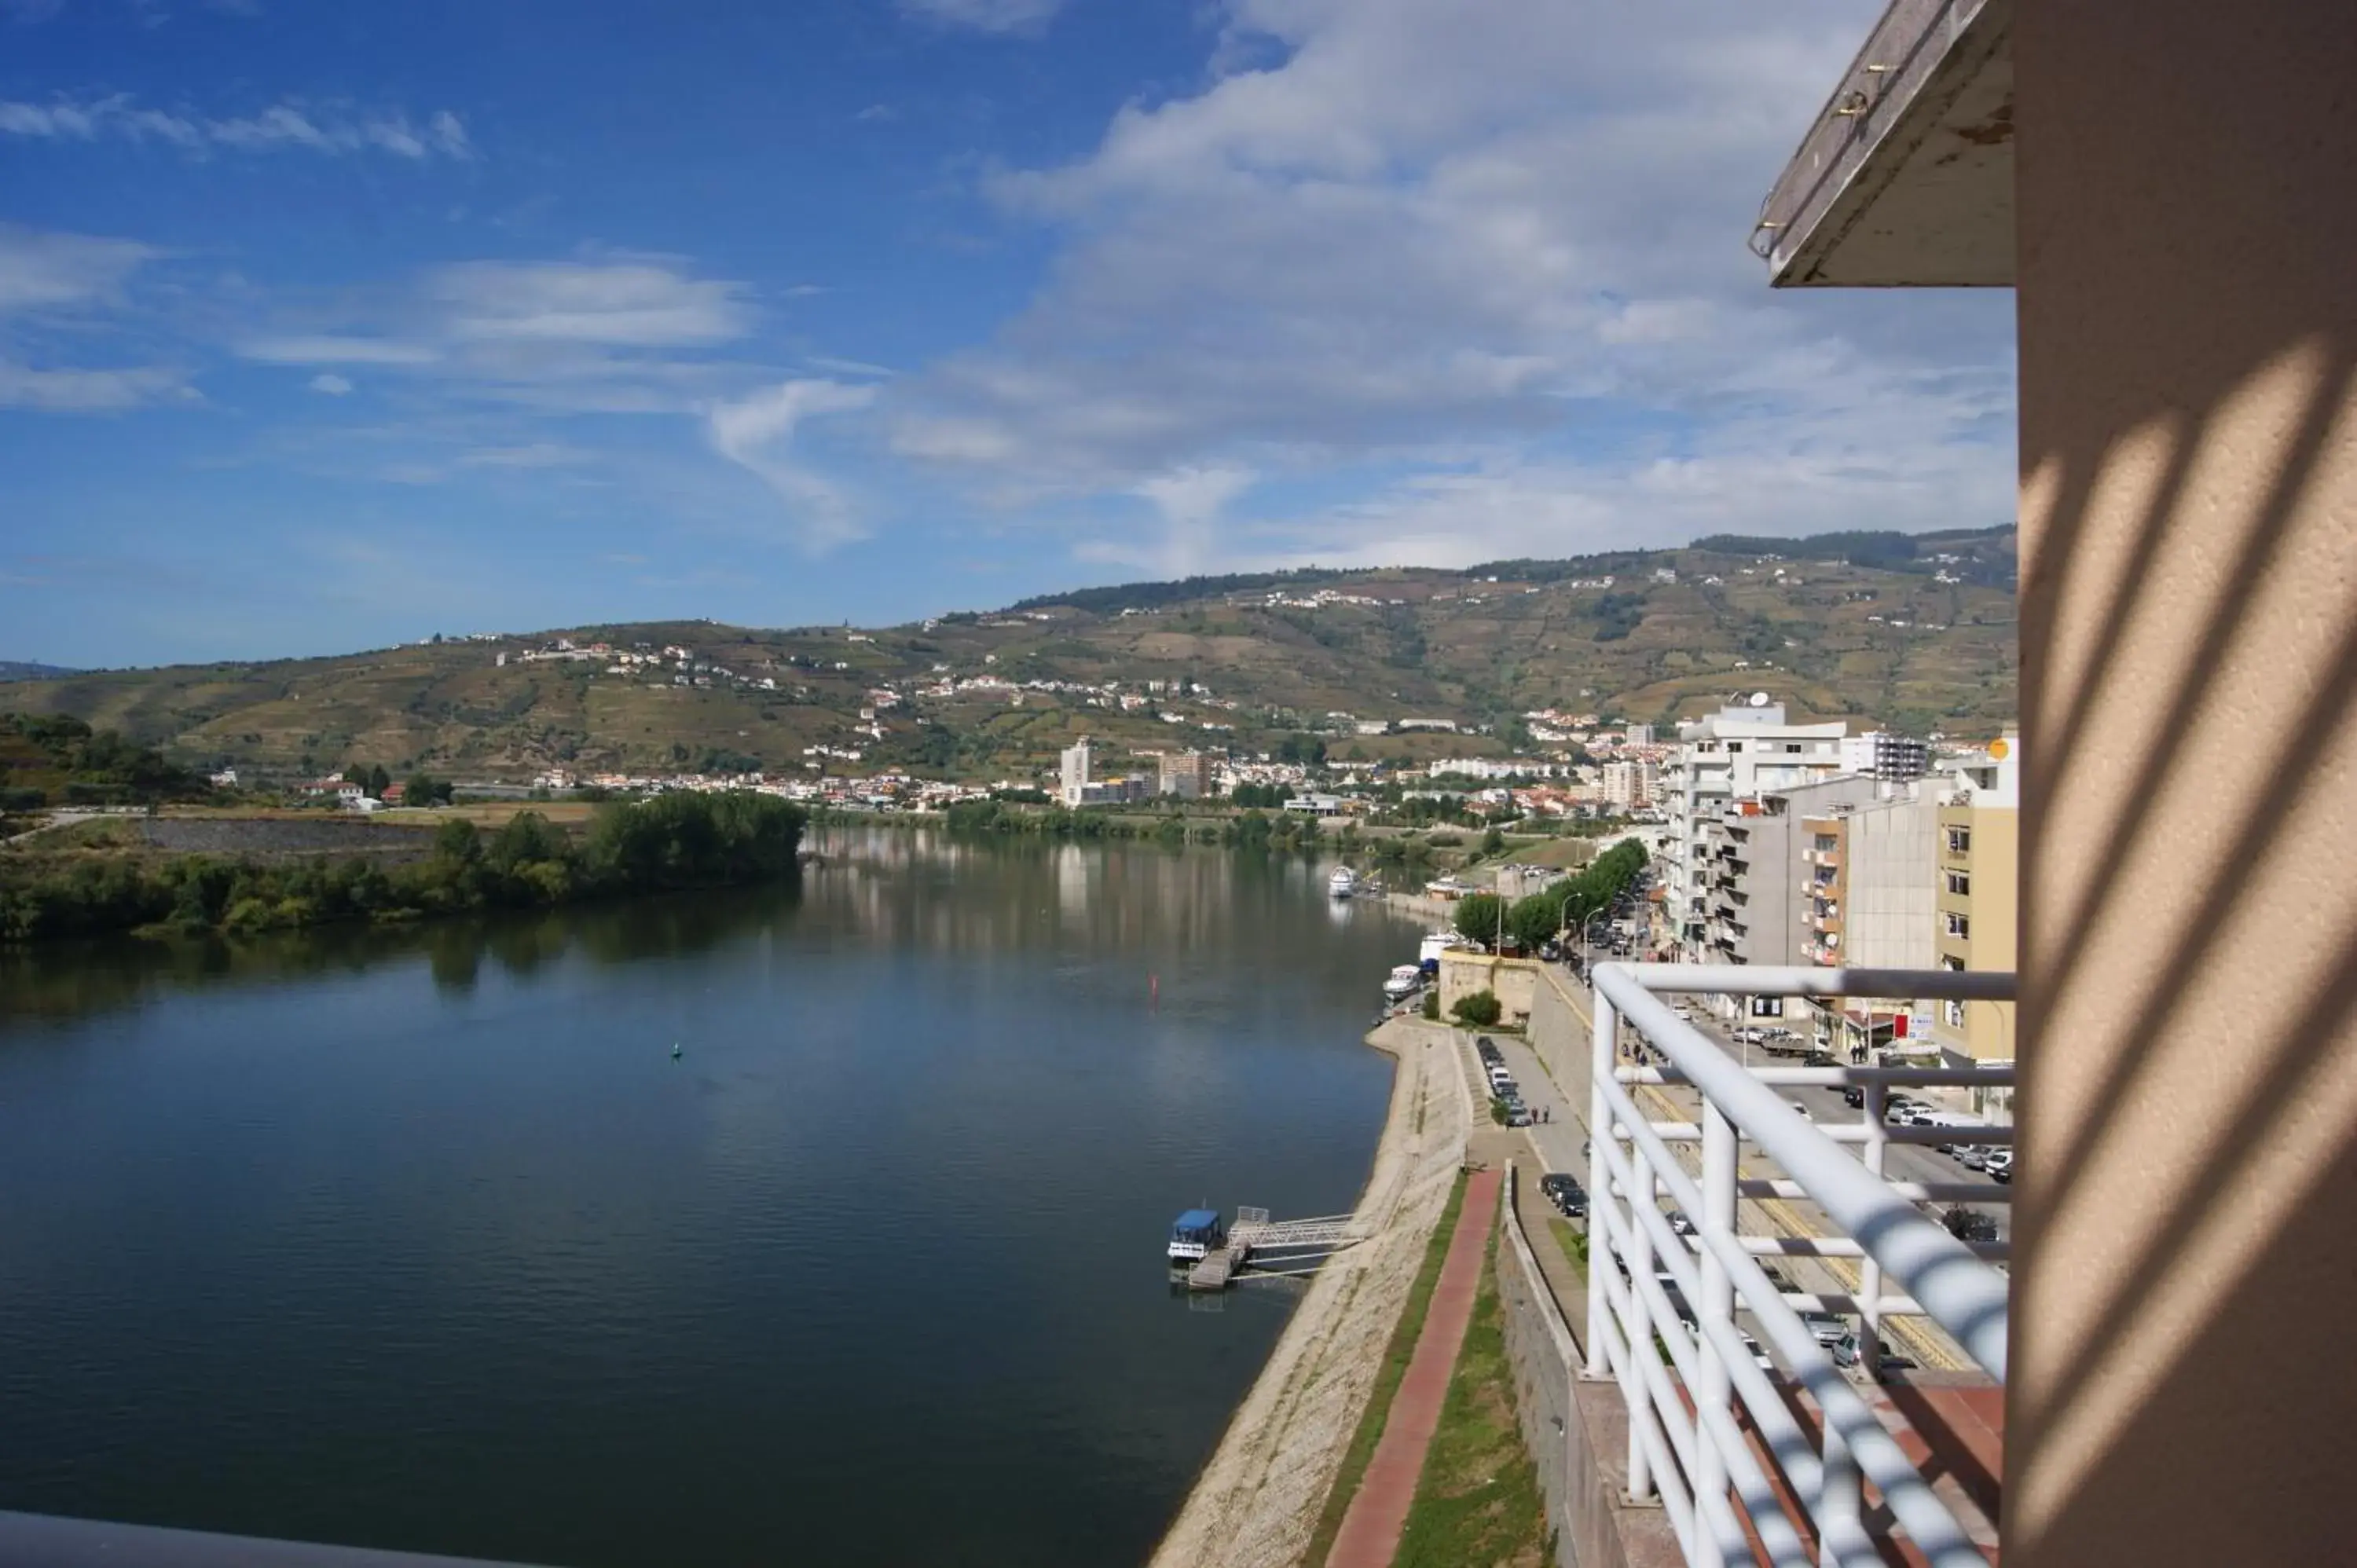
xmin=0 ymin=361 xmax=187 ymax=411
xmin=0 ymin=94 xmax=474 ymax=159
xmin=244 ymin=335 xmax=440 ymax=365
xmin=308 ymin=372 xmax=352 ymax=395
xmin=0 ymin=225 xmax=185 ymax=411
xmin=898 ymin=0 xmax=1063 ymax=34
xmin=895 ymin=0 xmax=2014 ymax=568
xmin=423 ymin=260 xmax=752 ymax=347
xmin=707 ymin=379 xmax=879 ymax=549
xmin=1133 ymin=465 xmax=1254 ymax=577
xmin=0 ymin=224 xmax=157 ymax=313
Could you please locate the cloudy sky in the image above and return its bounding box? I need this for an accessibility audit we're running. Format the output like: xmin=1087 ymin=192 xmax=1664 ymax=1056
xmin=0 ymin=0 xmax=2014 ymax=668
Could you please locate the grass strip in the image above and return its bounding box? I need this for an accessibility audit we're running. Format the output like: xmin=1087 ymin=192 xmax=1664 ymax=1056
xmin=1303 ymin=1168 xmax=1469 ymax=1568
xmin=1395 ymin=1229 xmax=1549 ymax=1568
xmin=1545 ymin=1215 xmax=1589 ymax=1292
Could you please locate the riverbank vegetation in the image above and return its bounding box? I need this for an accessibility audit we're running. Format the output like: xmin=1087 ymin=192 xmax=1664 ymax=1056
xmin=0 ymin=791 xmax=805 ymax=943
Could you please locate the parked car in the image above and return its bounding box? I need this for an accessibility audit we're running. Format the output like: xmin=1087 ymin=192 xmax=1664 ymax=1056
xmin=1802 ymin=1310 xmax=1847 ymax=1349
xmin=1945 ymin=1207 xmax=2000 ymax=1244
xmin=1959 ymin=1145 xmax=1994 ymax=1171
xmin=1842 ymin=1086 xmax=1866 ymax=1108
xmin=1987 ymin=1150 xmax=2014 ymax=1182
xmin=1540 ymin=1173 xmax=1589 ymax=1218
xmin=1805 ymin=1050 xmax=1837 ymax=1068
xmin=1505 ymin=1105 xmax=1533 ymax=1127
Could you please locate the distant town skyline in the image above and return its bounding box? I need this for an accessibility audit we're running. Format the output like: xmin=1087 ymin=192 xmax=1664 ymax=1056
xmin=1 ymin=0 xmax=2013 ymax=670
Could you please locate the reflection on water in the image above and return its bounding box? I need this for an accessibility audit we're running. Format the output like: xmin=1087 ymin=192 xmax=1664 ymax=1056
xmin=0 ymin=832 xmax=1419 ymax=1568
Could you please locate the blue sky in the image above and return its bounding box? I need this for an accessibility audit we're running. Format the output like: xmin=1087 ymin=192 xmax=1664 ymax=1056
xmin=0 ymin=0 xmax=2015 ymax=669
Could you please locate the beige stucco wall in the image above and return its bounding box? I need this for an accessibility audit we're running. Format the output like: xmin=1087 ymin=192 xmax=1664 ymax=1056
xmin=1934 ymin=802 xmax=2018 ymax=1079
xmin=1437 ymin=951 xmax=1541 ymax=1028
xmin=2010 ymin=2 xmax=2357 ymax=1560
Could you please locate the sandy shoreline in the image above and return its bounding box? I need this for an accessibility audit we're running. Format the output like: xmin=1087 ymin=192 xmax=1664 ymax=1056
xmin=1146 ymin=1017 xmax=1471 ymax=1568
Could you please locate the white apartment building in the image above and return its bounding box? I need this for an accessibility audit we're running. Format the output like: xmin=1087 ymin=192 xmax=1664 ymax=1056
xmin=1058 ymin=738 xmax=1092 ymax=808
xmin=1839 ymin=730 xmax=1932 ymax=782
xmin=1662 ymin=699 xmax=1849 ymax=962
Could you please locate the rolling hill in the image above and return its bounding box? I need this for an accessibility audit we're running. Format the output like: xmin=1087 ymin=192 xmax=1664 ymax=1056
xmin=0 ymin=528 xmax=2018 ymax=784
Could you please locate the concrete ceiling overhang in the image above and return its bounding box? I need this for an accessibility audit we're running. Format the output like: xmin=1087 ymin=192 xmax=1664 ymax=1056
xmin=1753 ymin=0 xmax=2014 ymax=287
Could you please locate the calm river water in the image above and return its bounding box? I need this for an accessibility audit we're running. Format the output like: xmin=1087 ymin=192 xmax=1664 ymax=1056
xmin=0 ymin=831 xmax=1424 ymax=1568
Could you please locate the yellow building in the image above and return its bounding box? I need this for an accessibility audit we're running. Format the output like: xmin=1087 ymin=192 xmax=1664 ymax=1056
xmin=1932 ymin=735 xmax=2019 ymax=1116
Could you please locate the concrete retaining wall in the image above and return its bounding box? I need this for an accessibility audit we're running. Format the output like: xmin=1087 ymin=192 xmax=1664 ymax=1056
xmin=1497 ymin=1161 xmax=1683 ymax=1568
xmin=1497 ymin=1166 xmax=1580 ymax=1566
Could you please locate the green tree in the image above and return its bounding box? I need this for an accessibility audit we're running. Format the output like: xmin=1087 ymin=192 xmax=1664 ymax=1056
xmin=1479 ymin=825 xmax=1506 ymax=856
xmin=1452 ymin=989 xmax=1503 ymax=1028
xmin=367 ymin=764 xmax=391 ymax=797
xmin=1508 ymin=890 xmax=1568 ymax=954
xmin=434 ymin=817 xmax=482 ymax=864
xmin=1453 ymin=892 xmax=1505 ymax=948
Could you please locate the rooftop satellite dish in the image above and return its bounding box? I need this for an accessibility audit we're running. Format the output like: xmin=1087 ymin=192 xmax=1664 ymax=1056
xmin=1749 ymin=691 xmax=1771 ymax=708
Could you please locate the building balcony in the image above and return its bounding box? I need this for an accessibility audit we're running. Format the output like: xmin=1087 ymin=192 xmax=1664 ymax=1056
xmin=1584 ymin=962 xmax=2014 ymax=1566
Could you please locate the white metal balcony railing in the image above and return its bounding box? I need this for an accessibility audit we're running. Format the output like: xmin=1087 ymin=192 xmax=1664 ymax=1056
xmin=1585 ymin=962 xmax=2014 ymax=1568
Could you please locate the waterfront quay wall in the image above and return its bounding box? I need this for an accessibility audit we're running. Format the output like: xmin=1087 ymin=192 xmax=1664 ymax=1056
xmin=1147 ymin=1017 xmax=1469 ymax=1568
xmin=1437 ymin=951 xmax=1544 ymax=1028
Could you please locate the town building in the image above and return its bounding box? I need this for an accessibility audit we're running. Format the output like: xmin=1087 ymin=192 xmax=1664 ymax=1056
xmin=1599 ymin=760 xmax=1658 ymax=810
xmin=1660 ymin=698 xmax=1849 ymax=962
xmin=1058 ymin=738 xmax=1092 ymax=808
xmin=1157 ymin=749 xmax=1214 ymax=800
xmin=1796 ymin=786 xmax=1941 ymax=1060
xmin=1838 ymin=729 xmax=1931 ymax=782
xmin=1932 ymin=733 xmax=2019 ymax=1113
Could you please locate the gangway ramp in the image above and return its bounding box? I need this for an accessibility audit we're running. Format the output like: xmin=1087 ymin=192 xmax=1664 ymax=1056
xmin=1186 ymin=1207 xmax=1369 ymax=1290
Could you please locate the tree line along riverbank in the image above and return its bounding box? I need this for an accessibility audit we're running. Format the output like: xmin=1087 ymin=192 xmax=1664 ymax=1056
xmin=0 ymin=792 xmax=806 ymax=943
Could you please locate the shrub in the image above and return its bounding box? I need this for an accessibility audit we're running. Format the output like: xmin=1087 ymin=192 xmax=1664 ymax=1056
xmin=1421 ymin=988 xmax=1440 ymax=1020
xmin=1453 ymin=989 xmax=1503 ymax=1028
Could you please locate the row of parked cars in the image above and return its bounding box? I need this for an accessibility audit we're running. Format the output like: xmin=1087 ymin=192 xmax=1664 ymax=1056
xmin=1476 ymin=1036 xmax=1534 ymax=1127
xmin=1826 ymin=1089 xmax=2014 ymax=1182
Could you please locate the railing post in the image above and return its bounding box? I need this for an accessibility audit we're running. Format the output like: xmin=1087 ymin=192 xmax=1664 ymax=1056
xmin=1818 ymin=1417 xmax=1860 ymax=1568
xmin=1694 ymin=1101 xmax=1737 ymax=1567
xmin=1585 ymin=987 xmax=1616 ymax=1380
xmin=1861 ymin=1081 xmax=1888 ymax=1378
xmin=1622 ymin=1154 xmax=1655 ymax=1503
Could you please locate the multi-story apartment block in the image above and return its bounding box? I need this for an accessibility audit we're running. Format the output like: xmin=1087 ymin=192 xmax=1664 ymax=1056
xmin=1157 ymin=749 xmax=1213 ymax=800
xmin=1838 ymin=729 xmax=1931 ymax=782
xmin=1600 ymin=759 xmax=1659 ymax=811
xmin=1933 ymin=735 xmax=2019 ymax=1116
xmin=1661 ymin=699 xmax=1848 ymax=962
xmin=1794 ymin=786 xmax=1941 ymax=1059
xmin=1058 ymin=738 xmax=1092 ymax=808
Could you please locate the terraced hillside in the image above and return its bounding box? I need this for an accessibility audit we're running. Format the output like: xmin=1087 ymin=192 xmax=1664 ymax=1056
xmin=0 ymin=528 xmax=2017 ymax=782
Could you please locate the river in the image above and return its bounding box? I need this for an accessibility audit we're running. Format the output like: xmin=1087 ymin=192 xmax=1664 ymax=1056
xmin=0 ymin=830 xmax=1426 ymax=1568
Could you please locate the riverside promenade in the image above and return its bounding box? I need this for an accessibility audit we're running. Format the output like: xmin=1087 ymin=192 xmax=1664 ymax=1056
xmin=1323 ymin=1161 xmax=1503 ymax=1568
xmin=1147 ymin=1017 xmax=1471 ymax=1568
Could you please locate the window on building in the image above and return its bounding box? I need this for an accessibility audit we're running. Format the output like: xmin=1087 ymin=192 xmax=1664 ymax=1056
xmin=1728 ymin=742 xmax=1743 ymax=753
xmin=1946 ymin=870 xmax=1971 ymax=896
xmin=1785 ymin=742 xmax=1803 ymax=753
xmin=1945 ymin=911 xmax=1972 ymax=939
xmin=1946 ymin=825 xmax=1972 ymax=855
xmin=1945 ymin=998 xmax=1967 ymax=1028
xmin=1813 ymin=833 xmax=1839 ymax=854
xmin=1941 ymin=955 xmax=1967 ymax=972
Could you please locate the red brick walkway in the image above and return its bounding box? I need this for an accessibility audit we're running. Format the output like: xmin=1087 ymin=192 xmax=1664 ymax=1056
xmin=1325 ymin=1165 xmax=1503 ymax=1568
